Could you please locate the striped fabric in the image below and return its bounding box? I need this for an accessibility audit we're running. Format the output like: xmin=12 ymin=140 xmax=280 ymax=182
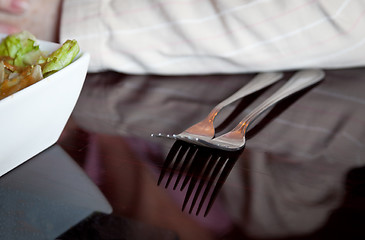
xmin=61 ymin=0 xmax=365 ymax=74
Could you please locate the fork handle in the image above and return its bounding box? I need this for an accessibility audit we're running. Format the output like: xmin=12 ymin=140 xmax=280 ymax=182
xmin=206 ymin=72 xmax=283 ymax=120
xmin=234 ymin=69 xmax=325 ymax=133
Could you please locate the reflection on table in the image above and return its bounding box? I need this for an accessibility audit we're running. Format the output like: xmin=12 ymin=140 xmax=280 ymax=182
xmin=0 ymin=145 xmax=111 ymax=239
xmin=59 ymin=69 xmax=365 ymax=239
xmin=0 ymin=144 xmax=179 ymax=240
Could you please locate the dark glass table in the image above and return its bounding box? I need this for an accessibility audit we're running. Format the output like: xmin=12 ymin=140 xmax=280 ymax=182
xmin=2 ymin=69 xmax=365 ymax=239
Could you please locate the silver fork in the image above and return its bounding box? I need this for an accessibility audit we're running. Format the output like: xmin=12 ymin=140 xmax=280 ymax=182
xmin=156 ymin=72 xmax=282 ymax=189
xmin=196 ymin=69 xmax=325 ymax=151
xmin=157 ymin=69 xmax=325 ymax=216
xmin=153 ymin=72 xmax=283 ymax=140
xmin=179 ymin=69 xmax=325 ymax=216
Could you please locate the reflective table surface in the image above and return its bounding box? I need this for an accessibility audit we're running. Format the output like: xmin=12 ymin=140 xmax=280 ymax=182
xmin=2 ymin=69 xmax=365 ymax=239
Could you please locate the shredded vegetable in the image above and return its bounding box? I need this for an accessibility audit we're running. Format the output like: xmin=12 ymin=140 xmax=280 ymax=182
xmin=0 ymin=31 xmax=80 ymax=100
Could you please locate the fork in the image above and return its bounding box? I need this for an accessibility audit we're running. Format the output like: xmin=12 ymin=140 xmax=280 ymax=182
xmin=196 ymin=69 xmax=325 ymax=151
xmin=153 ymin=71 xmax=283 ymax=140
xmin=156 ymin=72 xmax=282 ymax=189
xmin=177 ymin=69 xmax=325 ymax=216
xmin=157 ymin=69 xmax=325 ymax=216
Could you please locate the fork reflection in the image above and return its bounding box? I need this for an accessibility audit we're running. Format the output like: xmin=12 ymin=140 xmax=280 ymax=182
xmin=158 ymin=140 xmax=242 ymax=217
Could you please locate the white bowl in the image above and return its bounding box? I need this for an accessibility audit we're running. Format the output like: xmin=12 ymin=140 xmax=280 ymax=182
xmin=0 ymin=34 xmax=90 ymax=177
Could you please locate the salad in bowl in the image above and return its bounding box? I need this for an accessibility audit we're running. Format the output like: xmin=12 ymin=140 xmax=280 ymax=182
xmin=0 ymin=31 xmax=80 ymax=99
xmin=0 ymin=31 xmax=89 ymax=177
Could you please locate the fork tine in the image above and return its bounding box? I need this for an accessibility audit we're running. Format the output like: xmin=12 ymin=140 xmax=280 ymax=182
xmin=173 ymin=144 xmax=198 ymax=190
xmin=157 ymin=141 xmax=182 ymax=186
xmin=180 ymin=146 xmax=206 ymax=191
xmin=159 ymin=140 xmax=242 ymax=216
xmin=181 ymin=148 xmax=211 ymax=212
xmin=204 ymin=153 xmax=240 ymax=217
xmin=195 ymin=155 xmax=226 ymax=216
xmin=165 ymin=143 xmax=190 ymax=188
xmin=189 ymin=154 xmax=220 ymax=214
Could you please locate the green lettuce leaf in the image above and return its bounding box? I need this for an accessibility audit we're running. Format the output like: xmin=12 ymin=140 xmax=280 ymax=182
xmin=42 ymin=39 xmax=80 ymax=76
xmin=0 ymin=31 xmax=42 ymax=67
